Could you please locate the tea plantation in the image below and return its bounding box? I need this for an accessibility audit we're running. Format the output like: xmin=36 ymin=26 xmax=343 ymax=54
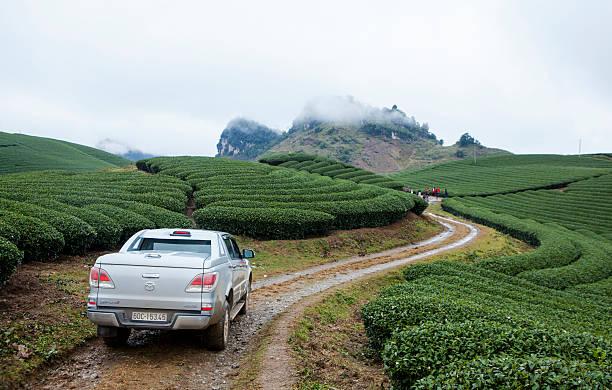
xmin=452 ymin=173 xmax=612 ymax=240
xmin=0 ymin=170 xmax=193 ymax=285
xmin=137 ymin=156 xmax=427 ymax=240
xmin=0 ymin=131 xmax=131 ymax=174
xmin=259 ymin=153 xmax=405 ymax=189
xmin=362 ymin=168 xmax=612 ymax=388
xmin=389 ymin=154 xmax=612 ymax=196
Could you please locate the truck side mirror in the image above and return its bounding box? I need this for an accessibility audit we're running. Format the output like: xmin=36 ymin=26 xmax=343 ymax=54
xmin=242 ymin=249 xmax=255 ymax=259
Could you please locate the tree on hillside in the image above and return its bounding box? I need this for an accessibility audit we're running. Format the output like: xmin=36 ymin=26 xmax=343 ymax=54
xmin=457 ymin=132 xmax=481 ymax=147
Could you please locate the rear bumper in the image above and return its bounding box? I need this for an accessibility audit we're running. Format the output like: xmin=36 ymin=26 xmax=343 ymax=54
xmin=87 ymin=309 xmax=211 ymax=330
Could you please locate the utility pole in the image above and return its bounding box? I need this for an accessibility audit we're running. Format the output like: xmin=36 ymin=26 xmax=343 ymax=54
xmin=578 ymin=138 xmax=582 ymax=157
xmin=473 ymin=143 xmax=476 ymax=165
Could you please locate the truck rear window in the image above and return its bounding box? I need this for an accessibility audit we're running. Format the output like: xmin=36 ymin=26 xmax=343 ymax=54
xmin=135 ymin=238 xmax=212 ymax=254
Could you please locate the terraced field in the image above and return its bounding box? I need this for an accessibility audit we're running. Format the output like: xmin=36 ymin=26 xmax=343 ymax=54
xmin=453 ymin=173 xmax=612 ymax=240
xmin=137 ymin=156 xmax=427 ymax=239
xmin=259 ymin=153 xmax=404 ymax=189
xmin=389 ymin=154 xmax=612 ymax=196
xmin=0 ymin=170 xmax=193 ymax=284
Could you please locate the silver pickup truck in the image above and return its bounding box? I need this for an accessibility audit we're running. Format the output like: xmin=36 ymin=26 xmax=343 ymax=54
xmin=86 ymin=229 xmax=253 ymax=350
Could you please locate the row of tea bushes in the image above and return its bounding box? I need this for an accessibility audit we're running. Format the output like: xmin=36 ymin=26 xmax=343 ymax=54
xmin=0 ymin=170 xmax=193 ymax=285
xmin=259 ymin=153 xmax=405 ymax=189
xmin=389 ymin=154 xmax=612 ymax=196
xmin=362 ymin=171 xmax=612 ymax=387
xmin=138 ymin=157 xmax=427 ymax=239
xmin=441 ymin=199 xmax=612 ymax=289
xmin=454 ymin=184 xmax=612 ymax=236
xmin=361 ymin=261 xmax=612 ymax=388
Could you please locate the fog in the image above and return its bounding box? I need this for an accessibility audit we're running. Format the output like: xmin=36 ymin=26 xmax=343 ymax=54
xmin=293 ymin=96 xmax=419 ymax=130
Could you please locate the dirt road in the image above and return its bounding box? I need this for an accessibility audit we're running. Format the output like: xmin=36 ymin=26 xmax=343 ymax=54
xmin=27 ymin=214 xmax=478 ymax=390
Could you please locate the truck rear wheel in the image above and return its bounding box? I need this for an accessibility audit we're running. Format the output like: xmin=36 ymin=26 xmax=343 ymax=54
xmin=99 ymin=326 xmax=131 ymax=347
xmin=206 ymin=301 xmax=229 ymax=350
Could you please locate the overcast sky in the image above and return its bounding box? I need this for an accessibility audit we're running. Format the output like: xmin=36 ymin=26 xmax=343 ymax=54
xmin=0 ymin=0 xmax=610 ymax=157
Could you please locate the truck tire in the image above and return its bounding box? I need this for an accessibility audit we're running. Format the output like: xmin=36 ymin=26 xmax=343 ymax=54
xmin=238 ymin=281 xmax=250 ymax=316
xmin=100 ymin=326 xmax=131 ymax=347
xmin=206 ymin=301 xmax=229 ymax=350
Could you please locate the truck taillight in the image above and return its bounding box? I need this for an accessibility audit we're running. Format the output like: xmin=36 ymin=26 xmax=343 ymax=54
xmin=89 ymin=267 xmax=115 ymax=289
xmin=185 ymin=273 xmax=218 ymax=293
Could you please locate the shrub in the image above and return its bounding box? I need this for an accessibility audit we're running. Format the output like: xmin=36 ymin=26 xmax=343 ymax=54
xmin=0 ymin=211 xmax=64 ymax=262
xmin=86 ymin=204 xmax=156 ymax=241
xmin=0 ymin=199 xmax=95 ymax=255
xmin=193 ymin=207 xmax=334 ymax=239
xmin=412 ymin=356 xmax=611 ymax=390
xmin=0 ymin=221 xmax=20 ymax=245
xmin=0 ymin=237 xmax=23 ymax=287
xmin=383 ymin=320 xmax=611 ymax=389
xmin=29 ymin=199 xmax=122 ymax=250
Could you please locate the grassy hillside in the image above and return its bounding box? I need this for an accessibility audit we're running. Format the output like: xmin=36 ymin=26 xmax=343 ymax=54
xmin=390 ymin=154 xmax=612 ymax=196
xmin=263 ymin=124 xmax=510 ymax=173
xmin=0 ymin=132 xmax=131 ymax=174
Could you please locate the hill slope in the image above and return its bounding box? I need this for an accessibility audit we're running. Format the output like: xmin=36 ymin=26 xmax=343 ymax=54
xmin=264 ymin=124 xmax=509 ymax=173
xmin=218 ymin=97 xmax=510 ymax=173
xmin=0 ymin=132 xmax=131 ymax=174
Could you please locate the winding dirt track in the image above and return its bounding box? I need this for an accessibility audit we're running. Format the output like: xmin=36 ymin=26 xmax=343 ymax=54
xmin=29 ymin=214 xmax=478 ymax=390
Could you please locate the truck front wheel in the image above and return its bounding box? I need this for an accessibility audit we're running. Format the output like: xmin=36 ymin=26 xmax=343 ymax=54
xmin=238 ymin=281 xmax=250 ymax=315
xmin=206 ymin=301 xmax=229 ymax=350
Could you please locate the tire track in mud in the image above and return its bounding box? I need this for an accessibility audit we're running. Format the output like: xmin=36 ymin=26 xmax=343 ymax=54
xmin=28 ymin=214 xmax=478 ymax=390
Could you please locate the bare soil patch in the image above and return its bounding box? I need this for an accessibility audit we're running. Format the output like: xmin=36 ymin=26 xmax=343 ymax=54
xmin=0 ymin=252 xmax=110 ymax=388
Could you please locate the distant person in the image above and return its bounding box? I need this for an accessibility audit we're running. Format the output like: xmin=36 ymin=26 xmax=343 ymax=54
xmin=444 ymin=188 xmax=448 ymax=198
xmin=405 ymin=185 xmax=410 ymax=193
xmin=426 ymin=187 xmax=430 ymax=197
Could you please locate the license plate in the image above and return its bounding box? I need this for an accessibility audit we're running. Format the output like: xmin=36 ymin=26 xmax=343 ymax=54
xmin=131 ymin=312 xmax=167 ymax=322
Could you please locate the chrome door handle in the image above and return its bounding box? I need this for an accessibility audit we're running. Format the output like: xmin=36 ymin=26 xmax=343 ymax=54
xmin=145 ymin=254 xmax=161 ymax=258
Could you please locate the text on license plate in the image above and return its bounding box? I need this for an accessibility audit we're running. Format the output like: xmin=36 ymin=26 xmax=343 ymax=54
xmin=131 ymin=312 xmax=167 ymax=322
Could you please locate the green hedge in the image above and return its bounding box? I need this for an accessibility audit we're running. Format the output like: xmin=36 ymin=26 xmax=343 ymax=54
xmin=27 ymin=198 xmax=122 ymax=250
xmin=0 ymin=211 xmax=64 ymax=262
xmin=0 ymin=199 xmax=95 ymax=255
xmin=193 ymin=207 xmax=335 ymax=239
xmin=412 ymin=356 xmax=611 ymax=389
xmin=86 ymin=204 xmax=156 ymax=241
xmin=361 ymin=260 xmax=612 ymax=388
xmin=0 ymin=221 xmax=20 ymax=245
xmin=442 ymin=198 xmax=612 ymax=288
xmin=383 ymin=320 xmax=611 ymax=389
xmin=0 ymin=237 xmax=23 ymax=286
xmin=194 ymin=186 xmax=387 ymax=208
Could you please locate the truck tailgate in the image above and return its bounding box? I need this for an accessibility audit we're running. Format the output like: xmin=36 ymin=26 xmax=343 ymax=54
xmin=96 ymin=252 xmax=206 ymax=311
